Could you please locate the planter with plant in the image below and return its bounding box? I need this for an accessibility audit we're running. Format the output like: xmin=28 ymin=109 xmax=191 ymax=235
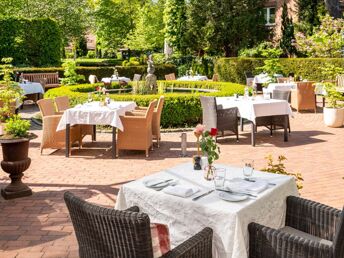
xmin=0 ymin=115 xmax=36 ymax=199
xmin=323 ymin=83 xmax=344 ymax=127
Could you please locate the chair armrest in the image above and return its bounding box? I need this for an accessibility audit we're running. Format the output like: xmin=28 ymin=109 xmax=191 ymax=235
xmin=43 ymin=114 xmax=62 ymax=124
xmin=125 ymin=206 xmax=139 ymax=212
xmin=162 ymin=227 xmax=213 ymax=258
xmin=135 ymin=106 xmax=148 ymax=111
xmin=248 ymin=222 xmax=333 ymax=258
xmin=125 ymin=111 xmax=146 ymax=117
xmin=286 ymin=196 xmax=341 ymax=241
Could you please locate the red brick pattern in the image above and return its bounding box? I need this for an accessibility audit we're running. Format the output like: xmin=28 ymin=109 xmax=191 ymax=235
xmin=0 ymin=111 xmax=343 ymax=257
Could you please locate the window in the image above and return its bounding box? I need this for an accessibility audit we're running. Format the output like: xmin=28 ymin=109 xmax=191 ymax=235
xmin=264 ymin=7 xmax=276 ymax=25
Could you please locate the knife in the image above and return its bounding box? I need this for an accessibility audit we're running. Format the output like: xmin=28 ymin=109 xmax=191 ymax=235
xmin=192 ymin=190 xmax=214 ymax=201
xmin=217 ymin=188 xmax=258 ymax=198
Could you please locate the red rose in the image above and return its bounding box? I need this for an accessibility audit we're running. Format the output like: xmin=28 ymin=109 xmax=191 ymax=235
xmin=210 ymin=128 xmax=218 ymax=137
xmin=95 ymin=86 xmax=99 ymax=91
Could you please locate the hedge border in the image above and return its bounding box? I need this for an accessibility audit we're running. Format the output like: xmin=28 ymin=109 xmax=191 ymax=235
xmin=45 ymin=81 xmax=245 ymax=128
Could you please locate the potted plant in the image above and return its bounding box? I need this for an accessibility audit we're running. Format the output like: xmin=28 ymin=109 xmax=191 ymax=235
xmin=323 ymin=83 xmax=344 ymax=128
xmin=0 ymin=114 xmax=36 ymax=199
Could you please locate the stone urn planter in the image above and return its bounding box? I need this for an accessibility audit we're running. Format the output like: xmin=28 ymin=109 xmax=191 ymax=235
xmin=0 ymin=135 xmax=35 ymax=199
xmin=323 ymin=107 xmax=344 ymax=128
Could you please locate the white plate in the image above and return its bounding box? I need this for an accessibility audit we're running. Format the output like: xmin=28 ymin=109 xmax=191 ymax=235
xmin=143 ymin=179 xmax=171 ymax=188
xmin=217 ymin=191 xmax=248 ymax=202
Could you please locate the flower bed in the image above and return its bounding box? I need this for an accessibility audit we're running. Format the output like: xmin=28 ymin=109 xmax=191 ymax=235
xmin=45 ymin=81 xmax=244 ymax=128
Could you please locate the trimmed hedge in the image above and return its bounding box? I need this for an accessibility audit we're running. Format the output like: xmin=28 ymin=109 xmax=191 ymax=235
xmin=45 ymin=81 xmax=244 ymax=128
xmin=69 ymin=58 xmax=123 ymax=67
xmin=215 ymin=58 xmax=344 ymax=84
xmin=0 ymin=17 xmax=61 ymax=66
xmin=14 ymin=64 xmax=177 ymax=82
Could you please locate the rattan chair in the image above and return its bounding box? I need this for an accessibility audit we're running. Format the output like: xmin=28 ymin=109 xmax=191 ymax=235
xmin=165 ymin=73 xmax=176 ymax=81
xmin=132 ymin=96 xmax=165 ymax=147
xmin=117 ymin=100 xmax=157 ymax=157
xmin=64 ymin=191 xmax=213 ymax=258
xmin=37 ymin=99 xmax=81 ymax=154
xmin=337 ymin=75 xmax=344 ymax=91
xmin=291 ymin=82 xmax=316 ymax=112
xmin=200 ymin=96 xmax=239 ymax=141
xmin=133 ymin=74 xmax=142 ymax=82
xmin=271 ymin=90 xmax=291 ymax=133
xmin=277 ymin=77 xmax=289 ymax=83
xmin=249 ymin=196 xmax=344 ymax=258
xmin=54 ymin=96 xmax=94 ymax=141
xmin=212 ymin=74 xmax=219 ymax=82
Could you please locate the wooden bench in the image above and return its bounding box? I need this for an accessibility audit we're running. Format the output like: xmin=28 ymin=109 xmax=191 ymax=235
xmin=22 ymin=72 xmax=60 ymax=90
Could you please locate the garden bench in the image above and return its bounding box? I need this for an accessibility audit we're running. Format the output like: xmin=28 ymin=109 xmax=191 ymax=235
xmin=22 ymin=72 xmax=60 ymax=90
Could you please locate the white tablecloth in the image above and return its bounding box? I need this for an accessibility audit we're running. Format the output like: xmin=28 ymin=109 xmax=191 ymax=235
xmin=19 ymin=82 xmax=44 ymax=95
xmin=266 ymin=83 xmax=297 ymax=93
xmin=177 ymin=75 xmax=208 ymax=81
xmin=116 ymin=162 xmax=299 ymax=258
xmin=56 ymin=101 xmax=136 ymax=132
xmin=253 ymin=73 xmax=271 ymax=84
xmin=216 ymin=97 xmax=293 ymax=123
xmin=101 ymin=76 xmax=131 ymax=84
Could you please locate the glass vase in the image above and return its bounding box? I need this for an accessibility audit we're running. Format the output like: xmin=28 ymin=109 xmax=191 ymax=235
xmin=204 ymin=164 xmax=215 ymax=181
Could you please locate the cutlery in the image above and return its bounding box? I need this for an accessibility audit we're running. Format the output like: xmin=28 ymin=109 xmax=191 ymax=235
xmin=155 ymin=181 xmax=177 ymax=191
xmin=149 ymin=179 xmax=174 ymax=187
xmin=192 ymin=190 xmax=214 ymax=201
xmin=244 ymin=178 xmax=276 ymax=186
xmin=217 ymin=188 xmax=258 ymax=198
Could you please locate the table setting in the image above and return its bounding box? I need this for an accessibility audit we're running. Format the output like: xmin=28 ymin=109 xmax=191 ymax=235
xmin=116 ymin=162 xmax=299 ymax=258
xmin=177 ymin=75 xmax=208 ymax=81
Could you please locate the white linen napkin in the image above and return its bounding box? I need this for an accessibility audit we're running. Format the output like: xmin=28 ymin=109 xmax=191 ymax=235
xmin=163 ymin=185 xmax=199 ymax=198
xmin=228 ymin=178 xmax=268 ymax=194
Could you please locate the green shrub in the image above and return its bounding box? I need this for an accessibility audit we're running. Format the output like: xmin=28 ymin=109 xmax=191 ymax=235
xmin=0 ymin=17 xmax=61 ymax=67
xmin=86 ymin=51 xmax=96 ymax=59
xmin=215 ymin=57 xmax=344 ymax=84
xmin=73 ymin=58 xmax=122 ymax=67
xmin=45 ymin=81 xmax=244 ymax=128
xmin=14 ymin=64 xmax=177 ymax=82
xmin=60 ymin=60 xmax=85 ymax=85
xmin=4 ymin=115 xmax=31 ymax=138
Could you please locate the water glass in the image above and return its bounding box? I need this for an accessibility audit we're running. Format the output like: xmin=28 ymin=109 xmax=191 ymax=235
xmin=214 ymin=168 xmax=226 ymax=189
xmin=242 ymin=159 xmax=254 ymax=179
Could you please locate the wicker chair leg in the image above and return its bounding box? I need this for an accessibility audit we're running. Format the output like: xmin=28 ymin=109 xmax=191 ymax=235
xmin=116 ymin=148 xmax=119 ymax=158
xmin=145 ymin=149 xmax=149 ymax=158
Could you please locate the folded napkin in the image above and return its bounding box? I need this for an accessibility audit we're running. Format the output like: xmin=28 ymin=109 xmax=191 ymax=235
xmin=228 ymin=178 xmax=268 ymax=194
xmin=163 ymin=185 xmax=199 ymax=198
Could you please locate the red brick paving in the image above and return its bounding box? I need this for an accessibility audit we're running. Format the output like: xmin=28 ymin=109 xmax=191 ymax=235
xmin=0 ymin=110 xmax=343 ymax=257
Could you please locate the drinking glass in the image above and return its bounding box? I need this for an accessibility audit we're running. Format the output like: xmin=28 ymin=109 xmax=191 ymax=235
xmin=214 ymin=168 xmax=226 ymax=189
xmin=242 ymin=159 xmax=254 ymax=179
xmin=88 ymin=92 xmax=93 ymax=103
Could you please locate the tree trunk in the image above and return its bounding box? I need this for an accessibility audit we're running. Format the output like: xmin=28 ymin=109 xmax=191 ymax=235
xmin=324 ymin=0 xmax=342 ymax=18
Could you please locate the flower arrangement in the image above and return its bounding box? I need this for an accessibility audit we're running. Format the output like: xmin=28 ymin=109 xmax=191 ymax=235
xmin=194 ymin=124 xmax=220 ymax=180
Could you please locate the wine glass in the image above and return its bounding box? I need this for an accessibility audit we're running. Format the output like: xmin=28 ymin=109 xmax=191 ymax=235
xmin=214 ymin=168 xmax=226 ymax=189
xmin=242 ymin=159 xmax=254 ymax=181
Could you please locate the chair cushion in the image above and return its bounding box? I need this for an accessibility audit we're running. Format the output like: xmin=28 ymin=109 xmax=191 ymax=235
xmin=150 ymin=223 xmax=170 ymax=258
xmin=281 ymin=226 xmax=333 ymax=246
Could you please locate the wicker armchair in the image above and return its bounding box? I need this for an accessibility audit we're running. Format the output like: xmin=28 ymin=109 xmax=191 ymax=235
xmin=37 ymin=99 xmax=81 ymax=154
xmin=248 ymin=196 xmax=344 ymax=258
xmin=165 ymin=73 xmax=176 ymax=81
xmin=54 ymin=96 xmax=94 ymax=140
xmin=291 ymin=82 xmax=316 ymax=112
xmin=272 ymin=90 xmax=291 ymax=133
xmin=64 ymin=191 xmax=213 ymax=258
xmin=133 ymin=74 xmax=142 ymax=81
xmin=132 ymin=96 xmax=165 ymax=147
xmin=200 ymin=96 xmax=239 ymax=141
xmin=117 ymin=100 xmax=157 ymax=157
xmin=212 ymin=74 xmax=219 ymax=82
xmin=277 ymin=77 xmax=289 ymax=83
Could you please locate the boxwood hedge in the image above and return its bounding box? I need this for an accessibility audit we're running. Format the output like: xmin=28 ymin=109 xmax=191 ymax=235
xmin=215 ymin=58 xmax=344 ymax=84
xmin=45 ymin=81 xmax=244 ymax=128
xmin=15 ymin=64 xmax=176 ymax=82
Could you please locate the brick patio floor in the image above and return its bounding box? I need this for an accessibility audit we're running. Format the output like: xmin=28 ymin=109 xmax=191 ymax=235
xmin=0 ymin=105 xmax=343 ymax=258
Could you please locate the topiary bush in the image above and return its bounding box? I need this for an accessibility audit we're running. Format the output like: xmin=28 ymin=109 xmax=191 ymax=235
xmin=215 ymin=57 xmax=344 ymax=84
xmin=45 ymin=81 xmax=244 ymax=128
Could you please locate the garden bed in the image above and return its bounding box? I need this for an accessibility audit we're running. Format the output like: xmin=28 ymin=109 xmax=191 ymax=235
xmin=45 ymin=81 xmax=244 ymax=128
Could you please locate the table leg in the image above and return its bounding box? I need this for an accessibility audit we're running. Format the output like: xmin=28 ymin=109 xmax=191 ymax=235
xmin=92 ymin=125 xmax=96 ymax=142
xmin=251 ymin=121 xmax=255 ymax=147
xmin=284 ymin=115 xmax=288 ymax=142
xmin=112 ymin=127 xmax=117 ymax=159
xmin=240 ymin=117 xmax=244 ymax=132
xmin=323 ymin=97 xmax=325 ymax=108
xmin=66 ymin=124 xmax=70 ymax=157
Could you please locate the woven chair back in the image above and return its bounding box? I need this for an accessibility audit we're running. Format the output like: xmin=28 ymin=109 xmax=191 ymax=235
xmin=133 ymin=74 xmax=142 ymax=81
xmin=55 ymin=96 xmax=70 ymax=112
xmin=272 ymin=90 xmax=290 ymax=101
xmin=200 ymin=96 xmax=217 ymax=131
xmin=64 ymin=191 xmax=154 ymax=258
xmin=337 ymin=75 xmax=344 ymax=89
xmin=37 ymin=99 xmax=56 ymax=117
xmin=277 ymin=77 xmax=289 ymax=83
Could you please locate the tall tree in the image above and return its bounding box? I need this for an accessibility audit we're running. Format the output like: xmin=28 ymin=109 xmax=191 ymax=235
xmin=163 ymin=0 xmax=187 ymax=53
xmin=297 ymin=0 xmax=327 ymax=35
xmin=280 ymin=2 xmax=297 ymax=57
xmin=126 ymin=0 xmax=165 ymax=51
xmin=324 ymin=0 xmax=342 ymax=18
xmin=186 ymin=0 xmax=267 ymax=57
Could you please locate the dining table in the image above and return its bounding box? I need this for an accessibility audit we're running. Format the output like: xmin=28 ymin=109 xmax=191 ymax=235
xmin=216 ymin=96 xmax=293 ymax=146
xmin=266 ymin=82 xmax=297 ymax=93
xmin=116 ymin=162 xmax=299 ymax=258
xmin=177 ymin=75 xmax=208 ymax=81
xmin=56 ymin=101 xmax=137 ymax=158
xmin=101 ymin=76 xmax=131 ymax=84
